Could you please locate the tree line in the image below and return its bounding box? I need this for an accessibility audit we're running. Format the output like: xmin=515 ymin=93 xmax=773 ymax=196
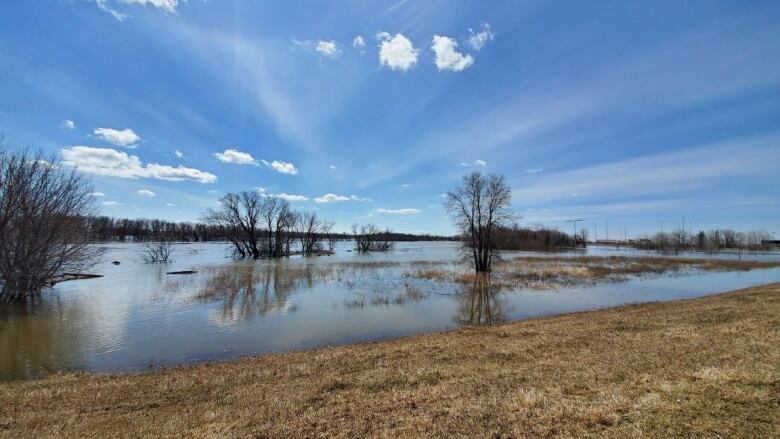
xmin=634 ymin=229 xmax=775 ymax=253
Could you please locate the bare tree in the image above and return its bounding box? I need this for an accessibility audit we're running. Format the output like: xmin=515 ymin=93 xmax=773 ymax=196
xmin=295 ymin=211 xmax=322 ymax=255
xmin=0 ymin=148 xmax=101 ymax=301
xmin=202 ymin=191 xmax=297 ymax=259
xmin=141 ymin=238 xmax=174 ymax=263
xmin=321 ymin=220 xmax=337 ymax=252
xmin=445 ymin=172 xmax=512 ymax=272
xmin=202 ymin=191 xmax=263 ymax=258
xmin=352 ymin=223 xmax=393 ymax=252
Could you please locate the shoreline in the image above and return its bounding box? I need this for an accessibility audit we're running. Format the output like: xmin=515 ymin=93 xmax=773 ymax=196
xmin=2 ymin=282 xmax=779 ymax=437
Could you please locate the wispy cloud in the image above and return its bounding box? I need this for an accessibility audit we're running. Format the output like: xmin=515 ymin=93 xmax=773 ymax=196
xmin=260 ymin=159 xmax=298 ymax=175
xmin=468 ymin=23 xmax=495 ymax=51
xmin=316 ymin=40 xmax=339 ymax=58
xmin=137 ymin=189 xmax=156 ymax=197
xmin=513 ymin=135 xmax=779 ymax=205
xmin=314 ymin=193 xmax=371 ymax=203
xmin=376 ymin=207 xmax=420 ymax=215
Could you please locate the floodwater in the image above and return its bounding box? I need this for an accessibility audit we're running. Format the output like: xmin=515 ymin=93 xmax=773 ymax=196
xmin=1 ymin=241 xmax=779 ymax=381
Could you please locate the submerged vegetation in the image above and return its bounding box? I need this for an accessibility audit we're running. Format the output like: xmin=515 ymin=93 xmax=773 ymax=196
xmin=1 ymin=283 xmax=778 ymax=437
xmin=407 ymin=255 xmax=780 ymax=290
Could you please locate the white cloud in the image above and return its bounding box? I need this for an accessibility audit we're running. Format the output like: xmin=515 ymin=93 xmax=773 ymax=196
xmin=352 ymin=35 xmax=365 ymax=50
xmin=93 ymin=127 xmax=140 ymax=148
xmin=315 ymin=193 xmax=372 ymax=203
xmin=377 ymin=32 xmax=418 ymax=71
xmin=174 ymin=149 xmax=184 ymax=158
xmin=137 ymin=189 xmax=156 ymax=197
xmin=316 ymin=40 xmax=339 ymax=58
xmin=90 ymin=191 xmax=107 ymax=197
xmin=431 ymin=35 xmax=474 ymax=72
xmin=459 ymin=159 xmax=487 ymax=167
xmin=400 ymin=183 xmax=410 ymax=188
xmin=329 ymin=164 xmax=337 ymax=170
xmin=214 ymin=148 xmax=256 ymax=165
xmin=375 ymin=208 xmax=420 ymax=215
xmin=122 ymin=0 xmax=179 ymax=13
xmin=261 ymin=159 xmax=298 ymax=175
xmin=101 ymin=200 xmax=120 ymax=207
xmin=254 ymin=186 xmax=267 ymax=193
xmin=62 ymin=146 xmax=217 ymax=183
xmin=265 ymin=193 xmax=308 ymax=202
xmin=468 ymin=23 xmax=495 ymax=51
xmin=166 ymin=202 xmax=175 ymax=207
xmin=94 ymin=0 xmax=129 ymax=21
xmin=62 ymin=119 xmax=76 ymax=130
xmin=526 ymin=168 xmax=544 ymax=174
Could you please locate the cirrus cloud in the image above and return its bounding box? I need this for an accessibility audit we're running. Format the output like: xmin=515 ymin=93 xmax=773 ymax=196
xmin=62 ymin=146 xmax=217 ymax=183
xmin=375 ymin=207 xmax=420 ymax=215
xmin=468 ymin=23 xmax=495 ymax=51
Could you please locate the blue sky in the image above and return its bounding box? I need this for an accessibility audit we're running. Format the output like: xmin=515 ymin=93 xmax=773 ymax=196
xmin=1 ymin=0 xmax=778 ymax=237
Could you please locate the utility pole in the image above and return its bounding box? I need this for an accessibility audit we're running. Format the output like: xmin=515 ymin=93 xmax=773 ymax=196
xmin=566 ymin=219 xmax=583 ymax=246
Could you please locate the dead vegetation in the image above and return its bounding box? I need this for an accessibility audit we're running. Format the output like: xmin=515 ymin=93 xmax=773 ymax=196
xmin=1 ymin=283 xmax=779 ymax=438
xmin=408 ymin=255 xmax=780 ymax=290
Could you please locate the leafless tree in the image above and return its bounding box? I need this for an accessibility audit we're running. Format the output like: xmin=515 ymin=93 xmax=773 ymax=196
xmin=295 ymin=211 xmax=323 ymax=255
xmin=141 ymin=238 xmax=174 ymax=263
xmin=202 ymin=191 xmax=298 ymax=259
xmin=321 ymin=220 xmax=337 ymax=252
xmin=445 ymin=172 xmax=513 ymax=272
xmin=202 ymin=192 xmax=263 ymax=258
xmin=0 ymin=148 xmax=101 ymax=301
xmin=352 ymin=223 xmax=393 ymax=252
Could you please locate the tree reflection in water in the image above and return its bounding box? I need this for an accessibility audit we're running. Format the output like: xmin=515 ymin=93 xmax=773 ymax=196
xmin=197 ymin=262 xmax=332 ymax=322
xmin=0 ymin=298 xmax=86 ymax=380
xmin=454 ymin=274 xmax=507 ymax=326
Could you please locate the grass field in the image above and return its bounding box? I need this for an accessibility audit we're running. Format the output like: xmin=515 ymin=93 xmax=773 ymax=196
xmin=2 ymin=282 xmax=779 ymax=438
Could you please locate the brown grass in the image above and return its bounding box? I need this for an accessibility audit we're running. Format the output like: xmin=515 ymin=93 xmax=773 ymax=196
xmin=2 ymin=283 xmax=780 ymax=438
xmin=408 ymin=255 xmax=780 ymax=290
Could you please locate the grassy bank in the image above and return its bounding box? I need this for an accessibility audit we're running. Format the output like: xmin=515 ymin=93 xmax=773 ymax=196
xmin=2 ymin=283 xmax=779 ymax=438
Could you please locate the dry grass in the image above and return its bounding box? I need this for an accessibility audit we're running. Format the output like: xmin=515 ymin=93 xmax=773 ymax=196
xmin=408 ymin=255 xmax=780 ymax=290
xmin=2 ymin=283 xmax=780 ymax=438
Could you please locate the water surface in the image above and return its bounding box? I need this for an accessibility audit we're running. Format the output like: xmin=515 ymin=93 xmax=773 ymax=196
xmin=1 ymin=241 xmax=778 ymax=381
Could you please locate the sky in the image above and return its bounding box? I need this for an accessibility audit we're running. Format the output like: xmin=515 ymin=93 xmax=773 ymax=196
xmin=1 ymin=0 xmax=779 ymax=237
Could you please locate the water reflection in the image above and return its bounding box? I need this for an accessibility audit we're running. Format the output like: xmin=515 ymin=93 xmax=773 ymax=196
xmin=454 ymin=275 xmax=508 ymax=326
xmin=197 ymin=262 xmax=332 ymax=322
xmin=0 ymin=298 xmax=85 ymax=380
xmin=0 ymin=242 xmax=777 ymax=381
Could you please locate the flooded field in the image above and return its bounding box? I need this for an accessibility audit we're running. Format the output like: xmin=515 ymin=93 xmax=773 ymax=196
xmin=1 ymin=241 xmax=779 ymax=381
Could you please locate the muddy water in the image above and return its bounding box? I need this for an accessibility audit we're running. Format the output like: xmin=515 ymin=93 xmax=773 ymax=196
xmin=1 ymin=241 xmax=778 ymax=381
